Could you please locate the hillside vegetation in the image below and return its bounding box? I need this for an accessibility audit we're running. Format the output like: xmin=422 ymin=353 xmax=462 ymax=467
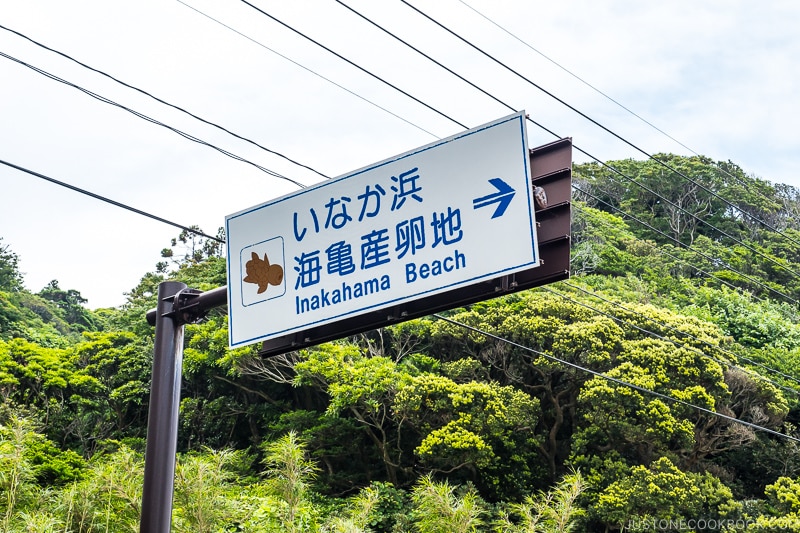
xmin=2 ymin=154 xmax=800 ymax=531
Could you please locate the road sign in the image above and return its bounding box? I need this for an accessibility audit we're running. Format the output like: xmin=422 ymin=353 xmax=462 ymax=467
xmin=226 ymin=112 xmax=539 ymax=348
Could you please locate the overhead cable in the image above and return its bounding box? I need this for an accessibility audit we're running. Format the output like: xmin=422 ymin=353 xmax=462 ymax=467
xmin=434 ymin=313 xmax=800 ymax=444
xmin=549 ymin=282 xmax=800 ymax=396
xmin=335 ymin=1 xmax=799 ymax=282
xmin=205 ymin=3 xmax=798 ymax=303
xmin=569 ymin=201 xmax=765 ymax=303
xmin=238 ymin=0 xmax=469 ymax=129
xmin=174 ymin=0 xmax=440 ymax=141
xmin=399 ymin=0 xmax=800 ymax=251
xmin=0 ymin=159 xmax=223 ymax=243
xmin=0 ymin=50 xmax=307 ymax=189
xmin=455 ymin=0 xmax=798 ymax=230
xmin=571 ymin=183 xmax=796 ymax=305
xmin=0 ymin=23 xmax=330 ymax=182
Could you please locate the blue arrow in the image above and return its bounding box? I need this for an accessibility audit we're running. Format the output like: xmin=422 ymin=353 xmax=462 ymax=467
xmin=472 ymin=177 xmax=516 ymax=219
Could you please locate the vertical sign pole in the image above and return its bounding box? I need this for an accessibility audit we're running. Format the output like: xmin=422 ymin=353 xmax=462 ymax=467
xmin=140 ymin=281 xmax=187 ymax=533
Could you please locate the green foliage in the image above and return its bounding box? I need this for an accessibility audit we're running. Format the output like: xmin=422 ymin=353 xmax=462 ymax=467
xmin=324 ymin=485 xmax=381 ymax=533
xmin=243 ymin=431 xmax=322 ymax=533
xmin=38 ymin=280 xmax=99 ymax=332
xmin=0 ymin=238 xmax=23 ymax=292
xmin=687 ymin=285 xmax=800 ymax=350
xmin=173 ymin=448 xmax=247 ymax=533
xmin=592 ymin=456 xmax=736 ymax=527
xmin=0 ymin=416 xmax=38 ymax=530
xmin=3 ymin=154 xmax=800 ymax=530
xmin=570 ymin=204 xmax=660 ymax=277
xmin=496 ymin=470 xmax=585 ymax=533
xmin=410 ymin=474 xmax=486 ymax=533
xmin=59 ymin=445 xmax=143 ymax=532
xmin=395 ymin=374 xmax=542 ymax=499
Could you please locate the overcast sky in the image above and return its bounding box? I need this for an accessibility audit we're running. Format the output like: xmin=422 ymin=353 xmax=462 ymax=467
xmin=1 ymin=0 xmax=798 ymax=309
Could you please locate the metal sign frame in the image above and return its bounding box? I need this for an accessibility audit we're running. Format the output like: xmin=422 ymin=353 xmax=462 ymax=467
xmin=226 ymin=112 xmax=545 ymax=349
xmin=259 ymin=137 xmax=572 ymax=357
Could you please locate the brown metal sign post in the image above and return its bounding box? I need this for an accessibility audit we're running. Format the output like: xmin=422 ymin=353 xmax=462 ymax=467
xmin=140 ymin=284 xmax=226 ymax=533
xmin=137 ymin=135 xmax=570 ymax=531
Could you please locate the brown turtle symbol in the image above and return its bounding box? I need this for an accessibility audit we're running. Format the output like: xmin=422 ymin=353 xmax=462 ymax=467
xmin=243 ymin=252 xmax=284 ymax=294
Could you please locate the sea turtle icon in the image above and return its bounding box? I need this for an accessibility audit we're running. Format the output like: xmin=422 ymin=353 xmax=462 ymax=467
xmin=243 ymin=252 xmax=284 ymax=294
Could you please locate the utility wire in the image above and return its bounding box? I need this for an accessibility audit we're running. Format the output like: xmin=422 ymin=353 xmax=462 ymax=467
xmin=185 ymin=0 xmax=793 ymax=305
xmin=0 ymin=23 xmax=330 ymax=182
xmin=571 ymin=151 xmax=800 ymax=293
xmin=225 ymin=2 xmax=798 ymax=306
xmin=569 ymin=200 xmax=766 ymax=303
xmin=8 ymin=15 xmax=795 ymax=437
xmin=549 ymin=282 xmax=800 ymax=396
xmin=571 ymin=182 xmax=796 ymax=305
xmin=175 ymin=0 xmax=440 ymax=141
xmin=0 ymin=50 xmax=307 ymax=189
xmin=5 ymin=0 xmax=795 ymax=406
xmin=434 ymin=313 xmax=800 ymax=444
xmin=0 ymin=159 xmax=223 ymax=243
xmin=238 ymin=0 xmax=469 ymax=130
xmin=399 ymin=0 xmax=800 ymax=252
xmin=574 ymin=153 xmax=800 ymax=282
xmin=236 ymin=0 xmax=795 ymax=306
xmin=333 ymin=0 xmax=520 ymax=117
xmin=189 ymin=3 xmax=799 ymax=308
xmin=568 ymin=200 xmax=800 ymax=394
xmin=336 ymin=1 xmax=800 ymax=282
xmin=455 ymin=0 xmax=800 ymax=235
xmin=7 ymin=2 xmax=795 ymax=389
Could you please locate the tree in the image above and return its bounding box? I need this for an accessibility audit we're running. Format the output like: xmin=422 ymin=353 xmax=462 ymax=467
xmin=290 ymin=343 xmax=414 ymax=486
xmin=157 ymin=226 xmax=224 ymax=273
xmin=592 ymin=457 xmax=736 ymax=529
xmin=37 ymin=280 xmax=99 ymax=332
xmin=0 ymin=238 xmax=23 ymax=292
xmin=394 ymin=373 xmax=543 ymax=500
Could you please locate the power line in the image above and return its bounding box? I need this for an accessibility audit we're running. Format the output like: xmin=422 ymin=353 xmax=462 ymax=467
xmin=238 ymin=0 xmax=469 ymax=130
xmin=174 ymin=0 xmax=440 ymax=141
xmin=455 ymin=0 xmax=799 ymax=233
xmin=550 ymin=282 xmax=800 ymax=396
xmin=222 ymin=1 xmax=799 ymax=305
xmin=567 ymin=146 xmax=800 ymax=296
xmin=571 ymin=183 xmax=796 ymax=305
xmin=399 ymin=0 xmax=800 ymax=252
xmin=332 ymin=0 xmax=520 ymax=116
xmin=569 ymin=200 xmax=766 ymax=303
xmin=573 ymin=156 xmax=800 ymax=281
xmin=0 ymin=159 xmax=223 ymax=243
xmin=203 ymin=0 xmax=797 ymax=301
xmin=0 ymin=50 xmax=307 ymax=189
xmin=333 ymin=1 xmax=800 ymax=283
xmin=567 ymin=201 xmax=800 ymax=395
xmin=6 ymin=5 xmax=795 ymax=445
xmin=0 ymin=22 xmax=331 ymax=182
xmin=434 ymin=313 xmax=800 ymax=444
xmin=7 ymin=2 xmax=795 ymax=338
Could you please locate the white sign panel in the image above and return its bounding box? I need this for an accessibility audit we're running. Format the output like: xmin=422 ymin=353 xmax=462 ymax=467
xmin=226 ymin=112 xmax=539 ymax=348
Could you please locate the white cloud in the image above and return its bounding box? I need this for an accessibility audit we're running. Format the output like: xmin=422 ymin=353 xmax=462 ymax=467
xmin=0 ymin=0 xmax=798 ymax=308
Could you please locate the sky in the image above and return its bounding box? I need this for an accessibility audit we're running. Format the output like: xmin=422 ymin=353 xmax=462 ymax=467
xmin=1 ymin=0 xmax=798 ymax=309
